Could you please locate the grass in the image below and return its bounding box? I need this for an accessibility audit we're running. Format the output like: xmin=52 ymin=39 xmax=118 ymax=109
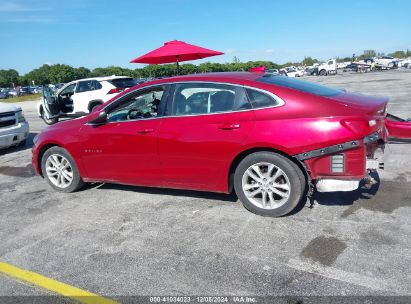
xmin=2 ymin=93 xmax=42 ymax=103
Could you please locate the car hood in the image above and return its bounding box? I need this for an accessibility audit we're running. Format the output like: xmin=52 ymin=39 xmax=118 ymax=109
xmin=0 ymin=102 xmax=21 ymax=113
xmin=327 ymin=92 xmax=388 ymax=114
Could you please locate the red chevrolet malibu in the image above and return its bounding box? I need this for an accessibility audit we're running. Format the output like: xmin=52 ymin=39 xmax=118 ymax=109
xmin=32 ymin=72 xmax=411 ymax=216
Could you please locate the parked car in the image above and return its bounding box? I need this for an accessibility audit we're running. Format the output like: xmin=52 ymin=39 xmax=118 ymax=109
xmin=364 ymin=57 xmax=375 ymax=64
xmin=371 ymin=56 xmax=399 ymax=68
xmin=0 ymin=89 xmax=9 ymax=99
xmin=37 ymin=76 xmax=138 ymax=125
xmin=378 ymin=56 xmax=398 ymax=68
xmin=29 ymin=86 xmax=40 ymax=94
xmin=0 ymin=102 xmax=29 ymax=149
xmin=20 ymin=87 xmax=30 ymax=96
xmin=32 ymin=72 xmax=411 ymax=216
xmin=54 ymin=83 xmax=65 ymax=90
xmin=343 ymin=63 xmax=359 ymax=72
xmin=282 ymin=67 xmax=304 ymax=77
xmin=7 ymin=89 xmax=18 ymax=97
xmin=304 ymin=67 xmax=318 ymax=76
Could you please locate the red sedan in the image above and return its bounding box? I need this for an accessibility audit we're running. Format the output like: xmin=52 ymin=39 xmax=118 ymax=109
xmin=32 ymin=72 xmax=411 ymax=216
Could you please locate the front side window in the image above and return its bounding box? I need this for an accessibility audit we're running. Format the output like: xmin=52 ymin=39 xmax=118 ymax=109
xmin=107 ymin=86 xmax=165 ymax=122
xmin=172 ymin=83 xmax=250 ymax=116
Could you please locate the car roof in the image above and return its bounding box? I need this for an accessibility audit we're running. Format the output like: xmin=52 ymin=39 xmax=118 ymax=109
xmin=141 ymin=72 xmax=262 ymax=86
xmin=73 ymin=75 xmax=132 ymax=82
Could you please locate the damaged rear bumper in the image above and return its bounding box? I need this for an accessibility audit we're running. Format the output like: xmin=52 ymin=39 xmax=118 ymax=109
xmin=295 ymin=132 xmax=386 ymax=193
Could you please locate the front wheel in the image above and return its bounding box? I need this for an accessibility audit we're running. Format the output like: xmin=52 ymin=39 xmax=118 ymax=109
xmin=234 ymin=152 xmax=306 ymax=217
xmin=41 ymin=146 xmax=84 ymax=193
xmin=319 ymin=69 xmax=327 ymax=76
xmin=41 ymin=107 xmax=58 ymax=125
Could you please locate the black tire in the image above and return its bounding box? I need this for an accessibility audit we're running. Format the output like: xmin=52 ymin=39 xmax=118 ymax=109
xmin=234 ymin=152 xmax=306 ymax=217
xmin=18 ymin=139 xmax=27 ymax=147
xmin=41 ymin=107 xmax=58 ymax=125
xmin=319 ymin=69 xmax=327 ymax=76
xmin=41 ymin=146 xmax=84 ymax=193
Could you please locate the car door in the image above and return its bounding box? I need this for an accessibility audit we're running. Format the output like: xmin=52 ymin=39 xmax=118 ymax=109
xmin=158 ymin=82 xmax=255 ymax=192
xmin=42 ymin=85 xmax=60 ymax=119
xmin=385 ymin=114 xmax=411 ymax=142
xmin=42 ymin=83 xmax=76 ymax=118
xmin=72 ymin=80 xmax=96 ymax=114
xmin=78 ymin=85 xmax=170 ymax=186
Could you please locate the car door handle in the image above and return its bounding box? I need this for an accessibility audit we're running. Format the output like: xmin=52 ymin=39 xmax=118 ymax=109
xmin=136 ymin=128 xmax=154 ymax=134
xmin=219 ymin=124 xmax=240 ymax=130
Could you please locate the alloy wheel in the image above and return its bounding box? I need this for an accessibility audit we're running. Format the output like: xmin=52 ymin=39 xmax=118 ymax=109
xmin=45 ymin=154 xmax=73 ymax=188
xmin=241 ymin=162 xmax=291 ymax=210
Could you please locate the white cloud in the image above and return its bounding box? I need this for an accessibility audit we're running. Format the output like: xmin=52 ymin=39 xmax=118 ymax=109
xmin=226 ymin=48 xmax=235 ymax=54
xmin=5 ymin=17 xmax=54 ymax=23
xmin=265 ymin=49 xmax=274 ymax=54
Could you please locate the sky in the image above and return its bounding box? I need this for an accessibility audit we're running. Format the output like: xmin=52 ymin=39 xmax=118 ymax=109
xmin=1 ymin=0 xmax=410 ymax=74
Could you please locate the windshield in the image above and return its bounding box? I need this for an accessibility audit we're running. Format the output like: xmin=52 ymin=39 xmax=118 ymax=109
xmin=109 ymin=78 xmax=138 ymax=88
xmin=257 ymin=75 xmax=342 ymax=97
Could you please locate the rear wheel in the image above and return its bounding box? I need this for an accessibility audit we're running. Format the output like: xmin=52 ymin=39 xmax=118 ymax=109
xmin=319 ymin=69 xmax=327 ymax=76
xmin=41 ymin=146 xmax=84 ymax=193
xmin=234 ymin=152 xmax=305 ymax=217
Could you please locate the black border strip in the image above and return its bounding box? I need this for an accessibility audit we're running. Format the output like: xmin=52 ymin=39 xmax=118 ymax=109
xmin=295 ymin=140 xmax=361 ymax=161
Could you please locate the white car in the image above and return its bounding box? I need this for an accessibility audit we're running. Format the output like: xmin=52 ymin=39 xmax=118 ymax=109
xmin=281 ymin=67 xmax=304 ymax=77
xmin=266 ymin=69 xmax=279 ymax=74
xmin=37 ymin=76 xmax=138 ymax=125
xmin=373 ymin=56 xmax=399 ymax=68
xmin=0 ymin=102 xmax=29 ymax=149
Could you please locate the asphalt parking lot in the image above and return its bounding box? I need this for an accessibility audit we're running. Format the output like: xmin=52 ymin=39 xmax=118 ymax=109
xmin=1 ymin=70 xmax=410 ymax=302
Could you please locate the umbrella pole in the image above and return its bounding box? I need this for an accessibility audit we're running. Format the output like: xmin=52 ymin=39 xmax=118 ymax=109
xmin=176 ymin=56 xmax=180 ymax=75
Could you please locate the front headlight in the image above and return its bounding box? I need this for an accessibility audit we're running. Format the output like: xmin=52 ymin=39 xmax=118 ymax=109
xmin=17 ymin=110 xmax=26 ymax=123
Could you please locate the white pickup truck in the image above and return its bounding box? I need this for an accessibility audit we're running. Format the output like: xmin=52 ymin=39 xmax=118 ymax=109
xmin=0 ymin=102 xmax=29 ymax=149
xmin=317 ymin=59 xmax=337 ymax=76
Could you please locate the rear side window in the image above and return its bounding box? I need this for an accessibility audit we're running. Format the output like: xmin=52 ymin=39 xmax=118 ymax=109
xmin=257 ymin=75 xmax=342 ymax=97
xmin=93 ymin=80 xmax=102 ymax=90
xmin=76 ymin=80 xmax=101 ymax=93
xmin=172 ymin=83 xmax=250 ymax=116
xmin=246 ymin=89 xmax=279 ymax=108
xmin=109 ymin=78 xmax=138 ymax=88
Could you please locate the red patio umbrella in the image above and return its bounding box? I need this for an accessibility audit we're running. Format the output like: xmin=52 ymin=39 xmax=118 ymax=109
xmin=130 ymin=40 xmax=224 ymax=74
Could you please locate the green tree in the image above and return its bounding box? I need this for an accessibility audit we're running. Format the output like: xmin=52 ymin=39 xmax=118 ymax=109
xmin=388 ymin=50 xmax=406 ymax=58
xmin=302 ymin=57 xmax=319 ymax=66
xmin=0 ymin=69 xmax=19 ymax=87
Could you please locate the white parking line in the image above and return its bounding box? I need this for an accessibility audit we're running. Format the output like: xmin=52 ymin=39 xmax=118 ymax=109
xmin=287 ymin=258 xmax=407 ymax=294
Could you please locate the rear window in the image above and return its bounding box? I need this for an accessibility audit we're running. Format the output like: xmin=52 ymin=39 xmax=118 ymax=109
xmin=246 ymin=89 xmax=278 ymax=108
xmin=109 ymin=78 xmax=138 ymax=88
xmin=257 ymin=75 xmax=342 ymax=97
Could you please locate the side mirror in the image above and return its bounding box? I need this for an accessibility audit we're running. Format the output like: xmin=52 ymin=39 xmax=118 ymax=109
xmin=87 ymin=111 xmax=107 ymax=126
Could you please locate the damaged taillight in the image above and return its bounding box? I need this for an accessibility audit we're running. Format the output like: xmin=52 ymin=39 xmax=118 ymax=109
xmin=341 ymin=119 xmax=381 ymax=136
